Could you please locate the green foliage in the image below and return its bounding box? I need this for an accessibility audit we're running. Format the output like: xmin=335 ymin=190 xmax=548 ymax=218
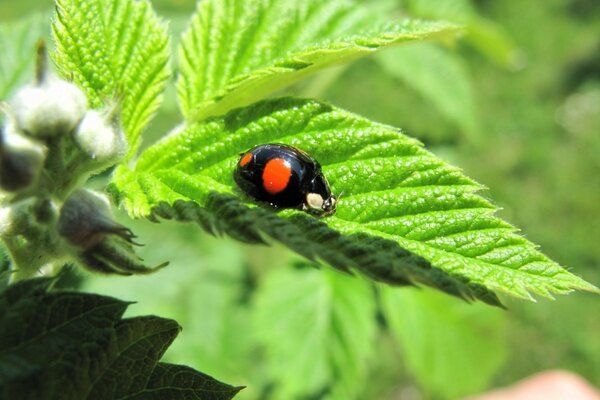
xmin=0 ymin=277 xmax=242 ymax=400
xmin=109 ymin=97 xmax=596 ymax=302
xmin=254 ymin=266 xmax=377 ymax=399
xmin=82 ymin=224 xmax=256 ymax=385
xmin=177 ymin=0 xmax=460 ymax=121
xmin=52 ymin=0 xmax=171 ymax=159
xmin=0 ymin=13 xmax=48 ymax=99
xmin=381 ymin=287 xmax=506 ymax=399
xmin=3 ymin=0 xmax=600 ymax=398
xmin=376 ymin=42 xmax=478 ymax=137
xmin=401 ymin=0 xmax=520 ymax=68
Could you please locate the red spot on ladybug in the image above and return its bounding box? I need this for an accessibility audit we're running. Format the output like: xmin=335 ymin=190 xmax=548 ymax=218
xmin=239 ymin=152 xmax=253 ymax=167
xmin=234 ymin=143 xmax=336 ymax=216
xmin=262 ymin=158 xmax=291 ymax=194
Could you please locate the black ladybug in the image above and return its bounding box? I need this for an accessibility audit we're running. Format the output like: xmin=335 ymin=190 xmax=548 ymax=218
xmin=234 ymin=143 xmax=336 ymax=216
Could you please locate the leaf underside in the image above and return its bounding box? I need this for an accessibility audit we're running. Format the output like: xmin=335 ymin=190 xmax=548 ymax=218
xmin=109 ymin=97 xmax=598 ymax=303
xmin=178 ymin=0 xmax=460 ymax=121
xmin=0 ymin=278 xmax=242 ymax=400
xmin=52 ymin=0 xmax=171 ymax=159
xmin=147 ymin=194 xmax=501 ymax=306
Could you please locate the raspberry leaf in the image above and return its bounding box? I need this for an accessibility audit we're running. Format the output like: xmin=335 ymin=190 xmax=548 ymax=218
xmin=177 ymin=0 xmax=460 ymax=122
xmin=52 ymin=0 xmax=171 ymax=159
xmin=109 ymin=98 xmax=598 ymax=303
xmin=0 ymin=277 xmax=242 ymax=399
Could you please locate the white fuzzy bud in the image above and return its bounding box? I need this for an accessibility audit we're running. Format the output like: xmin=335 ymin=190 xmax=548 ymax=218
xmin=74 ymin=110 xmax=127 ymax=162
xmin=10 ymin=78 xmax=87 ymax=137
xmin=0 ymin=122 xmax=47 ymax=191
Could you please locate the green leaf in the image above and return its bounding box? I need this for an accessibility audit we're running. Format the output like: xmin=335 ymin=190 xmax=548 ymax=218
xmin=0 ymin=13 xmax=48 ymax=100
xmin=177 ymin=0 xmax=460 ymax=121
xmin=0 ymin=277 xmax=242 ymax=400
xmin=82 ymin=223 xmax=257 ymax=383
xmin=109 ymin=97 xmax=599 ymax=302
xmin=254 ymin=266 xmax=377 ymax=399
xmin=381 ymin=287 xmax=507 ymax=399
xmin=376 ymin=42 xmax=478 ymax=137
xmin=52 ymin=0 xmax=171 ymax=159
xmin=402 ymin=0 xmax=520 ymax=68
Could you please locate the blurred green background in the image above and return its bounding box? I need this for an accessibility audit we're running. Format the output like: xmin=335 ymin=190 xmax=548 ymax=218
xmin=1 ymin=0 xmax=599 ymax=399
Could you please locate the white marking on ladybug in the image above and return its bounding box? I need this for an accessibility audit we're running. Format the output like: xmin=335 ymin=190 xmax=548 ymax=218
xmin=306 ymin=192 xmax=324 ymax=210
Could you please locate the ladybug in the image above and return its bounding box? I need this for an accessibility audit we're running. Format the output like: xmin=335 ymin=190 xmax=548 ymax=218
xmin=234 ymin=143 xmax=336 ymax=216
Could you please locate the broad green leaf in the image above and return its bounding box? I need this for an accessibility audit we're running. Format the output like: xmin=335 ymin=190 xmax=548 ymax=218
xmin=177 ymin=0 xmax=460 ymax=121
xmin=402 ymin=0 xmax=520 ymax=68
xmin=83 ymin=222 xmax=259 ymax=389
xmin=0 ymin=277 xmax=242 ymax=400
xmin=376 ymin=42 xmax=478 ymax=137
xmin=52 ymin=0 xmax=171 ymax=159
xmin=0 ymin=13 xmax=48 ymax=100
xmin=381 ymin=287 xmax=506 ymax=399
xmin=109 ymin=97 xmax=599 ymax=301
xmin=254 ymin=266 xmax=377 ymax=400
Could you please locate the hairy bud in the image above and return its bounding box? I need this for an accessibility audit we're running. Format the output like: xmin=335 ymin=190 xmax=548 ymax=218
xmin=10 ymin=79 xmax=87 ymax=138
xmin=57 ymin=189 xmax=167 ymax=275
xmin=74 ymin=110 xmax=127 ymax=162
xmin=0 ymin=123 xmax=47 ymax=192
xmin=57 ymin=189 xmax=132 ymax=249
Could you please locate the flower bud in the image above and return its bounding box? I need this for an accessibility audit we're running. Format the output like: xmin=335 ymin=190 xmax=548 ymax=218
xmin=57 ymin=189 xmax=167 ymax=275
xmin=57 ymin=189 xmax=132 ymax=249
xmin=0 ymin=123 xmax=47 ymax=192
xmin=10 ymin=78 xmax=87 ymax=138
xmin=74 ymin=110 xmax=127 ymax=162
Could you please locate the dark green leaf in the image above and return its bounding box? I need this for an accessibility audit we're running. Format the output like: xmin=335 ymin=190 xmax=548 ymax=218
xmin=123 ymin=364 xmax=243 ymax=400
xmin=0 ymin=277 xmax=242 ymax=400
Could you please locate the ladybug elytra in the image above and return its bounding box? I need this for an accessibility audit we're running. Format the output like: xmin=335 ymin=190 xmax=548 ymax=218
xmin=234 ymin=144 xmax=336 ymax=216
